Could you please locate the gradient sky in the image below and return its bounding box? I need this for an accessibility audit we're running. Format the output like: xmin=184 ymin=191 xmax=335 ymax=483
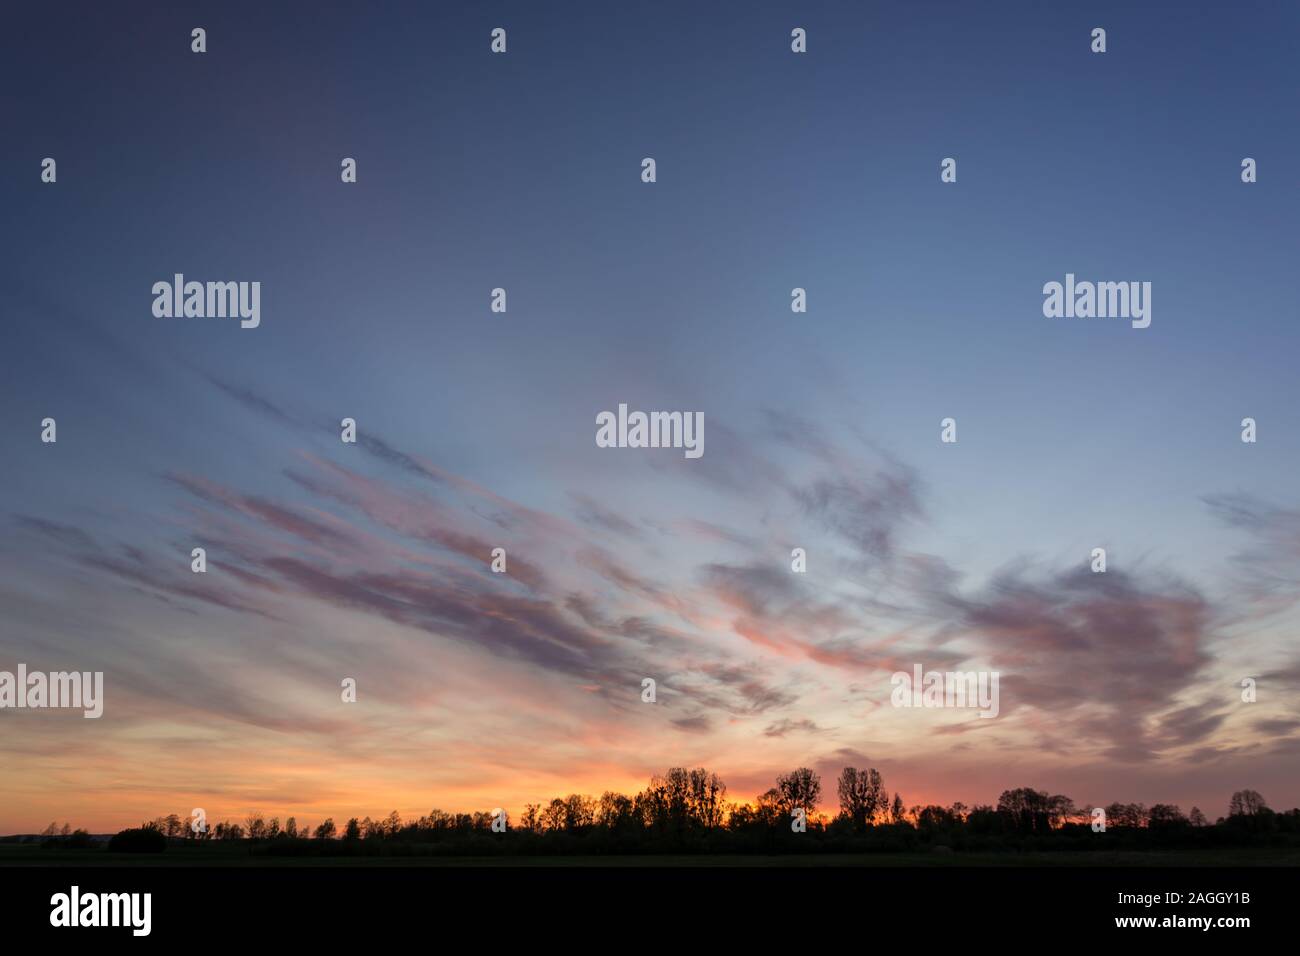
xmin=2 ymin=0 xmax=1299 ymax=833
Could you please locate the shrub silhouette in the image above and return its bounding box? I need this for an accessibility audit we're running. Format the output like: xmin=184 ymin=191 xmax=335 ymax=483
xmin=107 ymin=824 xmax=167 ymax=853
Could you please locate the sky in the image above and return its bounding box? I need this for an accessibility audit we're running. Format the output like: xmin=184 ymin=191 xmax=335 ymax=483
xmin=1 ymin=0 xmax=1298 ymax=833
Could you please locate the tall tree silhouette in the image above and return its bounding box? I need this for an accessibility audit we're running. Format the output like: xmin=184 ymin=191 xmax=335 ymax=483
xmin=837 ymin=766 xmax=888 ymax=832
xmin=776 ymin=768 xmax=822 ymax=818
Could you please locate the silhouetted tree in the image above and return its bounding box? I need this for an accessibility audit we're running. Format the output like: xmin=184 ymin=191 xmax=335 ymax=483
xmin=540 ymin=798 xmax=568 ymax=832
xmin=597 ymin=792 xmax=636 ymax=832
xmin=776 ymin=768 xmax=822 ymax=818
xmin=915 ymin=805 xmax=959 ymax=832
xmin=1046 ymin=795 xmax=1076 ymax=827
xmin=756 ymin=788 xmax=785 ymax=828
xmin=837 ymin=767 xmax=887 ymax=832
xmin=1104 ymin=802 xmax=1147 ymax=828
xmin=1148 ymin=804 xmax=1188 ymax=828
xmin=997 ymin=788 xmax=1053 ymax=832
xmin=687 ymin=769 xmax=728 ymax=828
xmin=890 ymin=793 xmax=906 ymax=823
xmin=1229 ymin=790 xmax=1267 ymax=817
xmin=640 ymin=768 xmax=727 ymax=834
xmin=1226 ymin=790 xmax=1275 ymax=834
xmin=562 ymin=795 xmax=595 ymax=832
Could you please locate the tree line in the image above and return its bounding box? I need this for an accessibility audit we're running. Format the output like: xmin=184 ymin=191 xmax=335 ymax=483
xmin=31 ymin=767 xmax=1300 ymax=855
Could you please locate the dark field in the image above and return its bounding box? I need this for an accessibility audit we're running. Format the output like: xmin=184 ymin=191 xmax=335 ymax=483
xmin=3 ymin=843 xmax=1297 ymax=867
